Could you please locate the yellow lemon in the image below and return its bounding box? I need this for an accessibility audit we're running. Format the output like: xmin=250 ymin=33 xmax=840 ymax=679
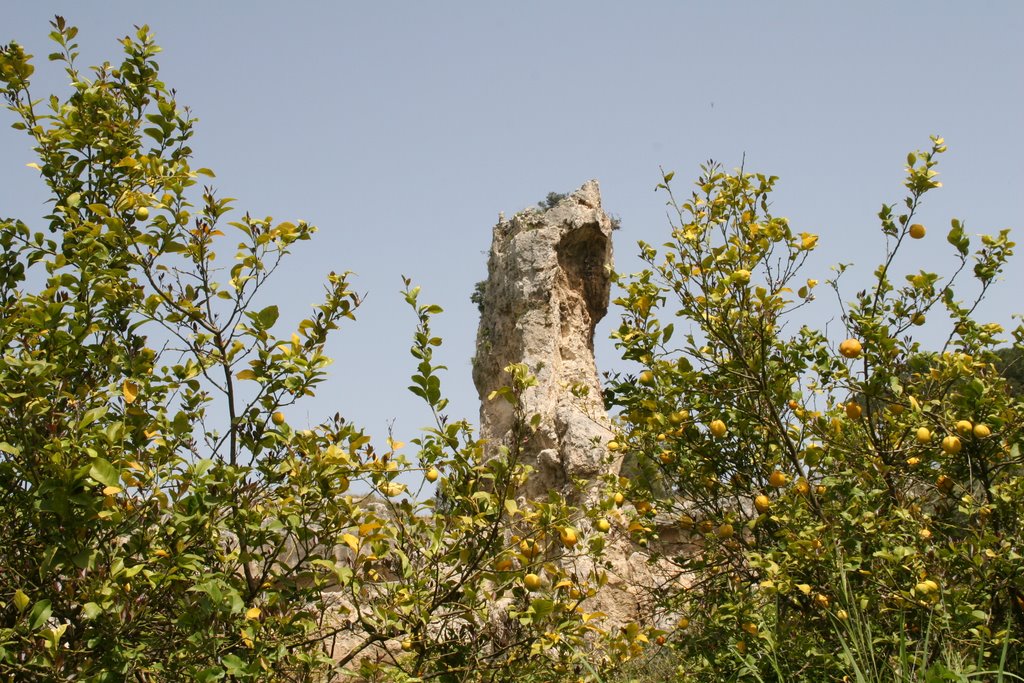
xmin=839 ymin=338 xmax=863 ymax=359
xmin=754 ymin=494 xmax=771 ymax=514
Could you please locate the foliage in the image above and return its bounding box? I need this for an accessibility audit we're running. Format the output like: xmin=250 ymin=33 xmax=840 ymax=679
xmin=538 ymin=192 xmax=568 ymax=211
xmin=471 ymin=279 xmax=487 ymax=314
xmin=607 ymin=141 xmax=1023 ymax=680
xmin=0 ymin=19 xmax=600 ymax=681
xmin=6 ymin=17 xmax=1022 ymax=683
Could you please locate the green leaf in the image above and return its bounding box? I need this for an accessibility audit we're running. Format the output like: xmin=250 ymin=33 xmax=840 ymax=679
xmin=0 ymin=442 xmax=21 ymax=455
xmin=28 ymin=599 xmax=52 ymax=630
xmin=221 ymin=654 xmax=246 ymax=675
xmin=191 ymin=458 xmax=215 ymax=476
xmin=78 ymin=406 xmax=108 ymax=429
xmin=256 ymin=305 xmax=279 ymax=329
xmin=531 ymin=598 xmax=554 ymax=619
xmin=89 ymin=457 xmax=120 ymax=487
xmin=122 ymin=563 xmax=145 ymax=578
xmin=82 ymin=602 xmax=103 ymax=619
xmin=195 ymin=667 xmax=225 ymax=683
xmin=947 ymin=220 xmax=969 ymax=257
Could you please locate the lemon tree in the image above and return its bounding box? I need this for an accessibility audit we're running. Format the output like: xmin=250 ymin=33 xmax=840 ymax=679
xmin=0 ymin=19 xmax=599 ymax=681
xmin=607 ymin=139 xmax=1022 ymax=679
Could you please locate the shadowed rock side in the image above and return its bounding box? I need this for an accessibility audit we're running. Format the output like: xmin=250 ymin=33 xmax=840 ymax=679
xmin=472 ymin=180 xmax=618 ymax=503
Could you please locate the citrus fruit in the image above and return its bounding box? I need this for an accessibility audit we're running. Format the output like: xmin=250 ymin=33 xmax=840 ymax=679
xmin=839 ymin=338 xmax=863 ymax=358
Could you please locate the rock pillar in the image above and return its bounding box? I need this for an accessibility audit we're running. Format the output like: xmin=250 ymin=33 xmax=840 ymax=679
xmin=472 ymin=181 xmax=618 ymax=502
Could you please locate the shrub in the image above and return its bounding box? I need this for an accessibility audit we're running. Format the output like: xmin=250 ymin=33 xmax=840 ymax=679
xmin=539 ymin=192 xmax=568 ymax=211
xmin=607 ymin=141 xmax=1022 ymax=680
xmin=0 ymin=19 xmax=598 ymax=681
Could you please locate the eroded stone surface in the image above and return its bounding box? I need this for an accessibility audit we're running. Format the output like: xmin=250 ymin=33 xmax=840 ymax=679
xmin=472 ymin=182 xmax=679 ymax=628
xmin=472 ymin=181 xmax=618 ymax=503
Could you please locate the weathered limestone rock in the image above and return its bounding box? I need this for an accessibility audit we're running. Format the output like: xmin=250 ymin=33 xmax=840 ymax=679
xmin=473 ymin=181 xmax=689 ymax=632
xmin=472 ymin=181 xmax=618 ymax=502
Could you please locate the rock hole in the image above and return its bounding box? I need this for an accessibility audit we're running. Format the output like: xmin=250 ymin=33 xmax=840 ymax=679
xmin=556 ymin=223 xmax=610 ymax=348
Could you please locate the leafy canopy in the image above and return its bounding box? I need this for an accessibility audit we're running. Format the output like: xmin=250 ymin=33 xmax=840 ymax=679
xmin=0 ymin=18 xmax=606 ymax=682
xmin=607 ymin=139 xmax=1022 ymax=679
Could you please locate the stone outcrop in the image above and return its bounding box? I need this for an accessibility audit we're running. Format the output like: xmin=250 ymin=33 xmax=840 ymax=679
xmin=472 ymin=181 xmax=618 ymax=503
xmin=312 ymin=183 xmax=675 ymax=671
xmin=472 ymin=182 xmax=672 ymax=628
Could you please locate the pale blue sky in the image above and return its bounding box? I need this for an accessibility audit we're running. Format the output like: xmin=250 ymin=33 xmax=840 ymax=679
xmin=4 ymin=2 xmax=1022 ymax=441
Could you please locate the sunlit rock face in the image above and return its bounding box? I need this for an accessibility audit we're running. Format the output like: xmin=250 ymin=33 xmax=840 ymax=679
xmin=473 ymin=182 xmax=684 ymax=629
xmin=472 ymin=180 xmax=618 ymax=504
